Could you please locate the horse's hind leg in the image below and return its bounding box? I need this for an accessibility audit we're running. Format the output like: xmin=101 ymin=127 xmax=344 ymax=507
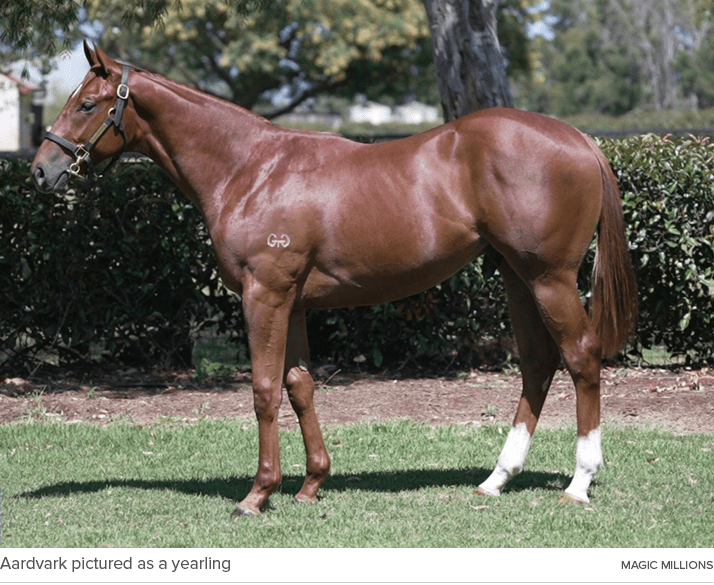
xmin=284 ymin=310 xmax=331 ymax=503
xmin=529 ymin=273 xmax=604 ymax=503
xmin=477 ymin=263 xmax=561 ymax=496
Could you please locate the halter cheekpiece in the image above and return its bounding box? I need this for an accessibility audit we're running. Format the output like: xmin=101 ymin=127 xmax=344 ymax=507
xmin=43 ymin=65 xmax=131 ymax=179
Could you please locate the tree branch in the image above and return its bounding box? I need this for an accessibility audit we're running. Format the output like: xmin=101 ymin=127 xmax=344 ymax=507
xmin=263 ymin=79 xmax=346 ymax=120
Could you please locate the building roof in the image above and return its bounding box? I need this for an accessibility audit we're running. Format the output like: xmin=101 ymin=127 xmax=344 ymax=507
xmin=1 ymin=73 xmax=39 ymax=96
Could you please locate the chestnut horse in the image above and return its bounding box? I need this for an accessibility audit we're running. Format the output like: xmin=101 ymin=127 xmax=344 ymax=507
xmin=32 ymin=43 xmax=637 ymax=516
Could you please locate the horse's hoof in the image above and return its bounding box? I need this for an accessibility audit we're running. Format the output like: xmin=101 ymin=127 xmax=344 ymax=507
xmin=294 ymin=494 xmax=317 ymax=504
xmin=475 ymin=486 xmax=499 ymax=497
xmin=231 ymin=505 xmax=260 ymax=518
xmin=559 ymin=491 xmax=588 ymax=504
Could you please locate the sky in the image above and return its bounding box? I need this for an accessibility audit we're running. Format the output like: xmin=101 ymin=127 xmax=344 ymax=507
xmin=7 ymin=42 xmax=90 ymax=106
xmin=53 ymin=44 xmax=91 ymax=92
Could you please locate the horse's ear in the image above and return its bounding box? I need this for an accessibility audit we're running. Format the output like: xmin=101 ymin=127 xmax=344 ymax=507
xmin=83 ymin=40 xmax=115 ymax=77
xmin=83 ymin=39 xmax=97 ymax=67
xmin=93 ymin=45 xmax=115 ymax=74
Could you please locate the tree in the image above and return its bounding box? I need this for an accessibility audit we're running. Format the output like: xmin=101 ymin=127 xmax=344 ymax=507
xmin=537 ymin=0 xmax=714 ymax=115
xmin=605 ymin=0 xmax=710 ymax=110
xmin=678 ymin=31 xmax=714 ymax=108
xmin=3 ymin=0 xmax=536 ymax=120
xmin=422 ymin=0 xmax=513 ymax=120
xmin=535 ymin=1 xmax=643 ymax=116
xmin=1 ymin=0 xmax=79 ymax=56
xmin=82 ymin=0 xmax=435 ymax=116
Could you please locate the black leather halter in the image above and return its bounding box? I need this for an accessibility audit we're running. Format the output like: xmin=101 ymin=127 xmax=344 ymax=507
xmin=43 ymin=66 xmax=131 ymax=179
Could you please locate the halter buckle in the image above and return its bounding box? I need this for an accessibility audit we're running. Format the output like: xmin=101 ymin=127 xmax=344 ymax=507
xmin=75 ymin=145 xmax=90 ymax=162
xmin=117 ymin=84 xmax=130 ymax=100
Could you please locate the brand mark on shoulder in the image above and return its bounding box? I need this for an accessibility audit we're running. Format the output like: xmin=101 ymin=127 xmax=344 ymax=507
xmin=267 ymin=233 xmax=291 ymax=248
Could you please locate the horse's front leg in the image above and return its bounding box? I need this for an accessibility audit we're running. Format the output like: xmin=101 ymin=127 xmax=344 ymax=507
xmin=232 ymin=282 xmax=294 ymax=518
xmin=284 ymin=310 xmax=330 ymax=503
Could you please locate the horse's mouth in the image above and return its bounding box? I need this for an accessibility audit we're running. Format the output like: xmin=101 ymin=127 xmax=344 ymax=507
xmin=32 ymin=164 xmax=71 ymax=194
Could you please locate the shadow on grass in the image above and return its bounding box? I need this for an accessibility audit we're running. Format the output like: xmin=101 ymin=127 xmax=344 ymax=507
xmin=14 ymin=468 xmax=571 ymax=502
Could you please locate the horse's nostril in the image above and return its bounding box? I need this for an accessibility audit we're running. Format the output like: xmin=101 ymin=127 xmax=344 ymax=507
xmin=33 ymin=165 xmax=47 ymax=190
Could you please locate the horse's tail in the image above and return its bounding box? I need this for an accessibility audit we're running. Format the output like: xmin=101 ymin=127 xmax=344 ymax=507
xmin=589 ymin=144 xmax=638 ymax=359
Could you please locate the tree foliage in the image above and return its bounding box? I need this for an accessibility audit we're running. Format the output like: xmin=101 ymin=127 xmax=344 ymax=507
xmin=529 ymin=0 xmax=714 ymax=116
xmin=1 ymin=0 xmax=79 ymax=57
xmin=3 ymin=1 xmax=538 ymax=118
xmin=83 ymin=0 xmax=434 ymax=114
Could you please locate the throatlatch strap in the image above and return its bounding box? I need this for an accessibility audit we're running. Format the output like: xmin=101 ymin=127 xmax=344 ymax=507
xmin=113 ymin=66 xmax=130 ymax=139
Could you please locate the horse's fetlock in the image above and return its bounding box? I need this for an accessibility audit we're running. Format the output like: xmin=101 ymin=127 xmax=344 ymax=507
xmin=256 ymin=464 xmax=282 ymax=492
xmin=307 ymin=452 xmax=331 ymax=477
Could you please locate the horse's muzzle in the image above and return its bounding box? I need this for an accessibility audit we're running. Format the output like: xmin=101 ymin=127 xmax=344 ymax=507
xmin=31 ymin=159 xmax=70 ymax=193
xmin=32 ymin=164 xmax=49 ymax=192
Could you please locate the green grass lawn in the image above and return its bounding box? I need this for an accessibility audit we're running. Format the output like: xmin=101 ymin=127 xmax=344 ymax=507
xmin=1 ymin=418 xmax=711 ymax=548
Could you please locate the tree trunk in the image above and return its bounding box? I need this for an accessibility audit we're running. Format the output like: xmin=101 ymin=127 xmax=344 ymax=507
xmin=423 ymin=0 xmax=513 ymax=121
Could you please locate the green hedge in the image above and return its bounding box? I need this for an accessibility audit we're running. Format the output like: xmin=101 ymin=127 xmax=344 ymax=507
xmin=0 ymin=160 xmax=244 ymax=373
xmin=1 ymin=134 xmax=713 ymax=374
xmin=602 ymin=135 xmax=714 ymax=362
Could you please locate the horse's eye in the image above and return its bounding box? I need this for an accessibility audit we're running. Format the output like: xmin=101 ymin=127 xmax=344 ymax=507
xmin=79 ymin=101 xmax=96 ymax=113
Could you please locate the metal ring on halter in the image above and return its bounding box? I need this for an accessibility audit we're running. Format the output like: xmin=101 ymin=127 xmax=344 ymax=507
xmin=69 ymin=162 xmax=84 ymax=178
xmin=68 ymin=146 xmax=90 ymax=179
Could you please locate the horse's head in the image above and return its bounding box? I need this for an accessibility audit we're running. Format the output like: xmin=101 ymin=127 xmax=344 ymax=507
xmin=31 ymin=41 xmax=134 ymax=192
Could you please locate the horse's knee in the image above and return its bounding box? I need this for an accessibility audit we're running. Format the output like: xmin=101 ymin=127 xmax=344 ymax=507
xmin=252 ymin=377 xmax=282 ymax=420
xmin=581 ymin=329 xmax=602 ymax=364
xmin=285 ymin=365 xmax=309 ymax=389
xmin=285 ymin=366 xmax=314 ymax=411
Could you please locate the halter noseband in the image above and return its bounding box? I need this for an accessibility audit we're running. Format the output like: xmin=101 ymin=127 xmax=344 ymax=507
xmin=43 ymin=66 xmax=131 ymax=180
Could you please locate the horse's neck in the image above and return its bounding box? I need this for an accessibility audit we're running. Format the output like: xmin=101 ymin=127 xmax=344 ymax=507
xmin=132 ymin=71 xmax=271 ymax=221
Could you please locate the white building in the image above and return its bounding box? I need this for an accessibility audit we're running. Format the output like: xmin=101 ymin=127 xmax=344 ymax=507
xmin=346 ymin=100 xmax=394 ymax=126
xmin=346 ymin=98 xmax=441 ymax=126
xmin=393 ymin=101 xmax=440 ymax=125
xmin=0 ymin=73 xmax=43 ymax=151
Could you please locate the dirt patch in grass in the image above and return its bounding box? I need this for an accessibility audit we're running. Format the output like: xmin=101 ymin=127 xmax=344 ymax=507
xmin=1 ymin=365 xmax=712 ymax=434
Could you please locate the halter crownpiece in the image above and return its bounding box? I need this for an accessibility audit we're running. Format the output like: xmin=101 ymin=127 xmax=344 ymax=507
xmin=43 ymin=65 xmax=131 ymax=180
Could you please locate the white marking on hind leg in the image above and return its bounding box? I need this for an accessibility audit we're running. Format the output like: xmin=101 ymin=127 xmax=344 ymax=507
xmin=564 ymin=427 xmax=603 ymax=503
xmin=478 ymin=422 xmax=531 ymax=496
